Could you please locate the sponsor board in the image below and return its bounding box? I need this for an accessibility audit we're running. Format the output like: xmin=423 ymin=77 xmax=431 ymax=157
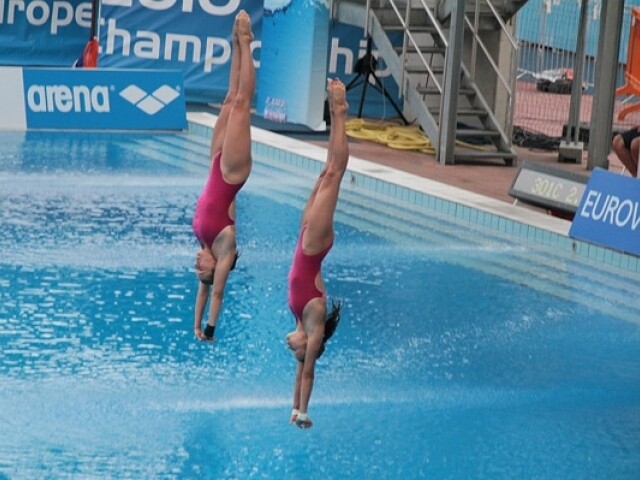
xmin=569 ymin=168 xmax=640 ymax=257
xmin=258 ymin=0 xmax=329 ymax=130
xmin=0 ymin=0 xmax=92 ymax=65
xmin=3 ymin=0 xmax=404 ymax=122
xmin=508 ymin=160 xmax=588 ymax=218
xmin=98 ymin=0 xmax=263 ymax=104
xmin=19 ymin=67 xmax=186 ymax=130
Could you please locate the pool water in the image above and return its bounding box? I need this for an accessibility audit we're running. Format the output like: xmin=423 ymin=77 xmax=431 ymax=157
xmin=0 ymin=131 xmax=639 ymax=479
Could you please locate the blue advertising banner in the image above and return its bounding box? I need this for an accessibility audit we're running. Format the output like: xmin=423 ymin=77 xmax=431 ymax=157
xmin=258 ymin=17 xmax=404 ymax=129
xmin=98 ymin=0 xmax=263 ymax=104
xmin=21 ymin=67 xmax=186 ymax=130
xmin=0 ymin=0 xmax=93 ymax=66
xmin=258 ymin=0 xmax=329 ymax=129
xmin=569 ymin=169 xmax=640 ymax=257
xmin=2 ymin=0 xmax=408 ymax=124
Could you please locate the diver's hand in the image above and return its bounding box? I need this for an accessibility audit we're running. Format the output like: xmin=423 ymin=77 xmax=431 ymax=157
xmin=289 ymin=408 xmax=299 ymax=424
xmin=295 ymin=412 xmax=313 ymax=429
xmin=194 ymin=326 xmax=215 ymax=342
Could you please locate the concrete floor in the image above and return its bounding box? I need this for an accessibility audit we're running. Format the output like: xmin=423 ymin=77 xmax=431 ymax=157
xmin=308 ymin=127 xmax=626 ymax=209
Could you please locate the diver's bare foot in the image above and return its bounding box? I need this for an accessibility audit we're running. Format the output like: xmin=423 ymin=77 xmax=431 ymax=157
xmin=235 ymin=10 xmax=253 ymax=42
xmin=326 ymin=78 xmax=335 ymax=114
xmin=328 ymin=79 xmax=348 ymax=116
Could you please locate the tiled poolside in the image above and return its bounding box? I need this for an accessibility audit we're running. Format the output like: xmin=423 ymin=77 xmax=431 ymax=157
xmin=187 ymin=111 xmax=639 ymax=274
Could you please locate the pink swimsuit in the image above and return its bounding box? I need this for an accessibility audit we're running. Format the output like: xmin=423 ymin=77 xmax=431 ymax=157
xmin=288 ymin=226 xmax=332 ymax=321
xmin=192 ymin=151 xmax=246 ymax=247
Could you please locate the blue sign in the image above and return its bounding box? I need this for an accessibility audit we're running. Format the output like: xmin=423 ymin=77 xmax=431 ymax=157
xmin=569 ymin=169 xmax=640 ymax=257
xmin=99 ymin=0 xmax=263 ymax=104
xmin=3 ymin=0 xmax=405 ymax=120
xmin=258 ymin=0 xmax=330 ymax=129
xmin=21 ymin=68 xmax=186 ymax=131
xmin=0 ymin=0 xmax=92 ymax=66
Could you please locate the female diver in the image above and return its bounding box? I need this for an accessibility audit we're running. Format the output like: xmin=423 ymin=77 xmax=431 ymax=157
xmin=192 ymin=10 xmax=255 ymax=341
xmin=286 ymin=78 xmax=349 ymax=428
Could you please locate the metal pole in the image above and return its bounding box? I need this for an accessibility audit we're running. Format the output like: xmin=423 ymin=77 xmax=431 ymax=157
xmin=566 ymin=0 xmax=588 ymax=143
xmin=437 ymin=0 xmax=465 ymax=165
xmin=470 ymin=0 xmax=480 ymax=78
xmin=364 ymin=0 xmax=370 ymax=37
xmin=587 ymin=0 xmax=625 ymax=171
xmin=558 ymin=0 xmax=589 ymax=162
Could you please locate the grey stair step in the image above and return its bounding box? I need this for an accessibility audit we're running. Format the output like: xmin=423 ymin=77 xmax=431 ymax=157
xmin=383 ymin=25 xmax=439 ymax=34
xmin=418 ymin=86 xmax=476 ymax=96
xmin=375 ymin=10 xmax=432 ymax=27
xmin=375 ymin=7 xmax=433 ymax=23
xmin=395 ymin=45 xmax=446 ymax=55
xmin=406 ymin=65 xmax=444 ymax=74
xmin=438 ymin=0 xmax=528 ymax=24
xmin=456 ymin=128 xmax=500 ymax=137
xmin=429 ymin=107 xmax=488 ymax=117
xmin=462 ymin=2 xmax=528 ymax=20
xmin=456 ymin=128 xmax=501 ymax=137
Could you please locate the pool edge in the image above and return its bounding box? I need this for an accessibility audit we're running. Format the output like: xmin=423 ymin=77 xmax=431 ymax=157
xmin=186 ymin=112 xmax=639 ymax=275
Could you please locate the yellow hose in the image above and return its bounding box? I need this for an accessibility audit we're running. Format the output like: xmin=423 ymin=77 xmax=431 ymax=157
xmin=345 ymin=118 xmax=488 ymax=155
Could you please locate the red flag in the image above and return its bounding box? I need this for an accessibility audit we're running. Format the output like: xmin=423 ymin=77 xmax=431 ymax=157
xmin=74 ymin=0 xmax=99 ymax=68
xmin=82 ymin=37 xmax=99 ymax=68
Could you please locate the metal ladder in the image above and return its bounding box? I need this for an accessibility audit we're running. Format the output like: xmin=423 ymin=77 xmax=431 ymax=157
xmin=334 ymin=0 xmax=529 ymax=165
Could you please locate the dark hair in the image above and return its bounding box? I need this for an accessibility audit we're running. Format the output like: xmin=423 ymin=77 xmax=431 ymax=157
xmin=323 ymin=299 xmax=341 ymax=343
xmin=318 ymin=299 xmax=341 ymax=358
xmin=230 ymin=250 xmax=240 ymax=271
xmin=200 ymin=250 xmax=240 ymax=286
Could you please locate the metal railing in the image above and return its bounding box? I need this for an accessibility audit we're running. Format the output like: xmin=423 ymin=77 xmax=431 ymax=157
xmin=363 ymin=0 xmax=517 ymax=138
xmin=383 ymin=0 xmax=448 ymax=97
xmin=465 ymin=0 xmax=518 ymax=140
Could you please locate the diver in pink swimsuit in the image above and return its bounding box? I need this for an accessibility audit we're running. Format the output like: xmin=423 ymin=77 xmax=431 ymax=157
xmin=193 ymin=10 xmax=254 ymax=342
xmin=193 ymin=151 xmax=245 ymax=247
xmin=288 ymin=226 xmax=332 ymax=322
xmin=285 ymin=79 xmax=349 ymax=429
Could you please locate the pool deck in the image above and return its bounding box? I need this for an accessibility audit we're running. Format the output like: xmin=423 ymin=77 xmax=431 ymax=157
xmin=186 ymin=108 xmax=630 ymax=240
xmin=298 ymin=119 xmax=628 ymax=210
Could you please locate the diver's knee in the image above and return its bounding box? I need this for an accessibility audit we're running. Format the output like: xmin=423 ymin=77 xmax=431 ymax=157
xmin=612 ymin=134 xmax=624 ymax=152
xmin=233 ymin=93 xmax=251 ymax=109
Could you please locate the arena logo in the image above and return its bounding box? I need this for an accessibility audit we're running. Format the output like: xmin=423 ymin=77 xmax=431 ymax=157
xmin=118 ymin=84 xmax=180 ymax=115
xmin=27 ymin=84 xmax=110 ymax=113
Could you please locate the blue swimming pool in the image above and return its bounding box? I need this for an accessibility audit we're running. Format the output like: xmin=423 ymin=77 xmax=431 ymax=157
xmin=1 ymin=130 xmax=639 ymax=479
